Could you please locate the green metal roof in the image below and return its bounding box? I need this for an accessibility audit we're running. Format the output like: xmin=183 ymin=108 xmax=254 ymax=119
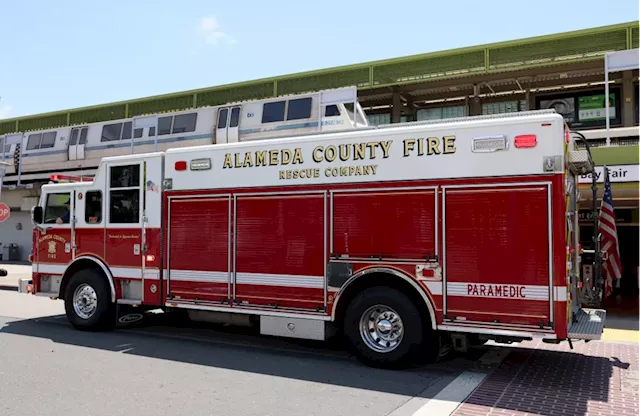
xmin=1 ymin=20 xmax=637 ymax=135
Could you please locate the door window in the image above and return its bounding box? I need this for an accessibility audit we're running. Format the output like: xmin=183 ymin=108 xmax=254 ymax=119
xmin=109 ymin=164 xmax=141 ymax=224
xmin=85 ymin=191 xmax=103 ymax=224
xmin=44 ymin=192 xmax=71 ymax=224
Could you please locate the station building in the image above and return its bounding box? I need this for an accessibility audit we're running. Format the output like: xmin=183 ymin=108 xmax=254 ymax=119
xmin=1 ymin=21 xmax=638 ymax=309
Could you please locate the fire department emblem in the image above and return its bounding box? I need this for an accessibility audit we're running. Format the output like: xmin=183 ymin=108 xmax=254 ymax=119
xmin=150 ymin=284 xmax=157 ymax=294
xmin=47 ymin=241 xmax=56 ymax=254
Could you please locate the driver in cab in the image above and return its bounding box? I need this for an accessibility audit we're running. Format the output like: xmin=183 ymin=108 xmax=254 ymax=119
xmin=56 ymin=198 xmax=70 ymax=224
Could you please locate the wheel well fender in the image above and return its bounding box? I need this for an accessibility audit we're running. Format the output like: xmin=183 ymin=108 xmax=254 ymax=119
xmin=60 ymin=256 xmax=116 ymax=303
xmin=331 ymin=267 xmax=437 ymax=330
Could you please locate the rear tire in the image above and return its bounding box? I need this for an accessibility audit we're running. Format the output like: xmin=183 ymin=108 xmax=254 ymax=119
xmin=343 ymin=286 xmax=429 ymax=369
xmin=64 ymin=268 xmax=116 ymax=331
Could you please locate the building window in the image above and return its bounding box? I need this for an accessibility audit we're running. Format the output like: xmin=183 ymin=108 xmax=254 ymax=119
xmin=101 ymin=123 xmax=123 ymax=142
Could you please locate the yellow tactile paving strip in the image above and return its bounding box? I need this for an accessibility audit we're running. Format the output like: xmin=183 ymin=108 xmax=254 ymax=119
xmin=602 ymin=328 xmax=639 ymax=343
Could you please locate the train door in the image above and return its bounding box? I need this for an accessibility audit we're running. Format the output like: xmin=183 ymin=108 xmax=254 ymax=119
xmin=68 ymin=126 xmax=88 ymax=161
xmin=215 ymin=106 xmax=241 ymax=144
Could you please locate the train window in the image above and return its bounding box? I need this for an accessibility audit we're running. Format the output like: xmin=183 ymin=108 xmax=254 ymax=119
xmin=121 ymin=122 xmax=144 ymax=140
xmin=172 ymin=113 xmax=197 ymax=134
xmin=27 ymin=134 xmax=42 ymax=150
xmin=85 ymin=190 xmax=102 ymax=224
xmin=101 ymin=123 xmax=123 ymax=142
xmin=158 ymin=116 xmax=173 ymax=135
xmin=229 ymin=108 xmax=240 ymax=128
xmin=218 ymin=109 xmax=228 ymax=128
xmin=287 ymin=97 xmax=312 ymax=120
xmin=109 ymin=164 xmax=140 ymax=224
xmin=262 ymin=101 xmax=286 ymax=123
xmin=40 ymin=132 xmax=57 ymax=148
xmin=2 ymin=144 xmax=10 ymax=154
xmin=70 ymin=129 xmax=79 ymax=145
xmin=149 ymin=127 xmax=155 ymax=136
xmin=325 ymin=105 xmax=340 ymax=117
xmin=79 ymin=127 xmax=89 ymax=144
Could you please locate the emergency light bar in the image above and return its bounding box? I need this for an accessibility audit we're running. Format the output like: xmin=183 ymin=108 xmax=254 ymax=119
xmin=50 ymin=174 xmax=94 ymax=183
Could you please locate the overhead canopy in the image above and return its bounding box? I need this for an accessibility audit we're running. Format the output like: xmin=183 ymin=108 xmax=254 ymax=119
xmin=604 ymin=48 xmax=640 ymax=144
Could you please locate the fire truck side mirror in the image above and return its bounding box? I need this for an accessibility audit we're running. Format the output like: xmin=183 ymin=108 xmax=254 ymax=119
xmin=32 ymin=206 xmax=43 ymax=224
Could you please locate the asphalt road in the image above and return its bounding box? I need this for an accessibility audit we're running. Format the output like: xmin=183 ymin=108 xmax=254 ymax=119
xmin=0 ymin=290 xmax=500 ymax=416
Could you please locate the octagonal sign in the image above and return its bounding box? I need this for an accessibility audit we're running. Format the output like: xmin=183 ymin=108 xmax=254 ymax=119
xmin=0 ymin=203 xmax=10 ymax=223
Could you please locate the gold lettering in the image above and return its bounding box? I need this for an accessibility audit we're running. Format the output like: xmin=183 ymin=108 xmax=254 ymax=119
xmin=353 ymin=143 xmax=366 ymax=160
xmin=366 ymin=142 xmax=377 ymax=159
xmin=403 ymin=139 xmax=416 ymax=157
xmin=223 ymin=154 xmax=232 ymax=168
xmin=325 ymin=167 xmax=332 ymax=177
xmin=364 ymin=165 xmax=371 ymax=175
xmin=371 ymin=165 xmax=378 ymax=175
xmin=427 ymin=137 xmax=441 ymax=155
xmin=339 ymin=144 xmax=351 ymax=161
xmin=292 ymin=148 xmax=304 ymax=164
xmin=355 ymin=166 xmax=363 ymax=175
xmin=417 ymin=137 xmax=424 ymax=156
xmin=313 ymin=146 xmax=323 ymax=163
xmin=325 ymin=145 xmax=337 ymax=162
xmin=349 ymin=166 xmax=356 ymax=175
xmin=281 ymin=149 xmax=292 ymax=165
xmin=234 ymin=153 xmax=242 ymax=168
xmin=243 ymin=152 xmax=253 ymax=168
xmin=269 ymin=150 xmax=278 ymax=165
xmin=444 ymin=135 xmax=456 ymax=154
xmin=279 ymin=171 xmax=285 ymax=179
xmin=379 ymin=140 xmax=392 ymax=158
xmin=340 ymin=167 xmax=348 ymax=176
xmin=313 ymin=168 xmax=319 ymax=178
xmin=256 ymin=151 xmax=267 ymax=166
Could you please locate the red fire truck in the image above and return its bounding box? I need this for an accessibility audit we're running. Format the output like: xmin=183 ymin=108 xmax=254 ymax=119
xmin=19 ymin=109 xmax=606 ymax=368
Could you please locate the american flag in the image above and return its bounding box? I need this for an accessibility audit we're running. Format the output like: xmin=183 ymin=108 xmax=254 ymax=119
xmin=598 ymin=166 xmax=622 ymax=297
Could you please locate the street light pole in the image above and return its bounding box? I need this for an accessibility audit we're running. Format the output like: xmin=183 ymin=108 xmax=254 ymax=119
xmin=0 ymin=160 xmax=8 ymax=201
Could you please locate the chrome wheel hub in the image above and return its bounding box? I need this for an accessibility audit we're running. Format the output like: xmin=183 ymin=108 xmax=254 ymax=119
xmin=73 ymin=283 xmax=98 ymax=320
xmin=359 ymin=305 xmax=404 ymax=353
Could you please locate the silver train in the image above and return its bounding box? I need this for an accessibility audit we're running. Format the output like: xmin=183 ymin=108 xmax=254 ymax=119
xmin=1 ymin=87 xmax=369 ymax=183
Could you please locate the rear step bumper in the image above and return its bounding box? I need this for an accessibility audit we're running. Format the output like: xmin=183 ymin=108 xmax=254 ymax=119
xmin=568 ymin=308 xmax=606 ymax=341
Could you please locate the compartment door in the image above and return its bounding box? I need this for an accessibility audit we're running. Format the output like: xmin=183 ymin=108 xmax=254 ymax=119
xmin=442 ymin=183 xmax=553 ymax=328
xmin=167 ymin=196 xmax=231 ymax=304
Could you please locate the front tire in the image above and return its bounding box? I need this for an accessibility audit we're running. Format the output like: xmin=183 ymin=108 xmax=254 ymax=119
xmin=64 ymin=268 xmax=115 ymax=331
xmin=343 ymin=286 xmax=427 ymax=369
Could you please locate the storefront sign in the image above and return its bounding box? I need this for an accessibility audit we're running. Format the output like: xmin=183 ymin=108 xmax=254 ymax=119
xmin=578 ymin=164 xmax=639 ymax=184
xmin=579 ymin=208 xmax=634 ymax=224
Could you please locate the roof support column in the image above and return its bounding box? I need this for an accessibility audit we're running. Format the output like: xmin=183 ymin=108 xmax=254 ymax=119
xmin=391 ymin=91 xmax=402 ymax=123
xmin=621 ymin=70 xmax=635 ymax=127
xmin=469 ymin=84 xmax=482 ymax=116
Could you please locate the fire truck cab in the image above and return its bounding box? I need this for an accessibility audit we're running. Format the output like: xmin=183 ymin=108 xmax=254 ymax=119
xmin=20 ymin=109 xmax=606 ymax=368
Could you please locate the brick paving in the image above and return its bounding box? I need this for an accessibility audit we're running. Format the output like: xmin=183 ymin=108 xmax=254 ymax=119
xmin=452 ymin=339 xmax=639 ymax=416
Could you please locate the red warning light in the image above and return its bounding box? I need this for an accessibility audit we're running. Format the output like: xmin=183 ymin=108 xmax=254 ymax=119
xmin=175 ymin=161 xmax=187 ymax=171
xmin=514 ymin=135 xmax=537 ymax=148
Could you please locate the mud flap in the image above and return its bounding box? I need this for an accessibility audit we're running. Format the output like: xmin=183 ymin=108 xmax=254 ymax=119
xmin=115 ymin=304 xmax=146 ymax=328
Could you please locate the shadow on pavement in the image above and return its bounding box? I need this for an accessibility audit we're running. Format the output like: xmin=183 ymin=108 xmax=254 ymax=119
xmin=0 ymin=312 xmax=483 ymax=397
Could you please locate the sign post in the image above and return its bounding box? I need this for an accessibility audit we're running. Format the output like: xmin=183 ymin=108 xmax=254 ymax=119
xmin=604 ymin=48 xmax=639 ymax=145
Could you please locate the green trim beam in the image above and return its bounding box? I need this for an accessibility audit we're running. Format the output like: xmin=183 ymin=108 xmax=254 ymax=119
xmin=0 ymin=21 xmax=637 ymax=135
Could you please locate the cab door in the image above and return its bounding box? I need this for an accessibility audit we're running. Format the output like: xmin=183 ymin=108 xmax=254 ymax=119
xmin=215 ymin=106 xmax=241 ymax=144
xmin=105 ymin=162 xmax=143 ymax=280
